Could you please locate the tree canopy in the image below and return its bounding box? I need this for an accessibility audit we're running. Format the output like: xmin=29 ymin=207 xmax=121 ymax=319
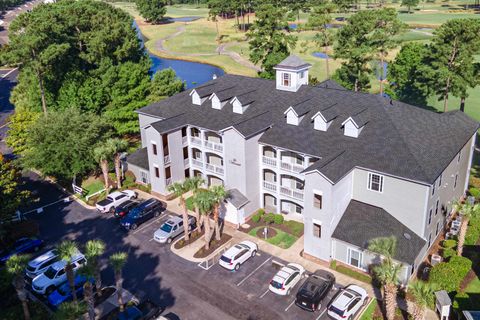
xmin=148 ymin=68 xmax=186 ymax=103
xmin=135 ymin=0 xmax=167 ymax=24
xmin=0 ymin=155 xmax=30 ymax=222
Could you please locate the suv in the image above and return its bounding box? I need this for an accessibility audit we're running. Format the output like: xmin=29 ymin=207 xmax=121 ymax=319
xmin=32 ymin=252 xmax=87 ymax=295
xmin=0 ymin=237 xmax=44 ymax=264
xmin=25 ymin=249 xmax=60 ymax=282
xmin=295 ymin=270 xmax=335 ymax=312
xmin=120 ymin=198 xmax=164 ymax=231
xmin=269 ymin=263 xmax=305 ymax=296
xmin=327 ymin=285 xmax=368 ymax=320
xmin=218 ymin=241 xmax=258 ymax=271
xmin=153 ymin=216 xmax=196 ymax=244
xmin=114 ymin=200 xmax=139 ymax=218
xmin=47 ymin=274 xmax=94 ymax=309
xmin=96 ymin=190 xmax=137 ymax=213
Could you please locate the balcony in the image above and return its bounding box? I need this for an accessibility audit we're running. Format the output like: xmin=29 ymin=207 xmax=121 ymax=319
xmin=164 ymin=155 xmax=171 ymax=165
xmin=191 ymin=158 xmax=203 ymax=168
xmin=206 ymin=163 xmax=224 ymax=175
xmin=191 ymin=137 xmax=202 ymax=146
xmin=280 ymin=186 xmax=304 ymax=201
xmin=263 ymin=181 xmax=277 ymax=192
xmin=262 ymin=156 xmax=277 ymax=167
xmin=184 ymin=158 xmax=189 ymax=167
xmin=182 ymin=136 xmax=187 ymax=146
xmin=280 ymin=161 xmax=305 ymax=174
xmin=204 ymin=140 xmax=223 ymax=153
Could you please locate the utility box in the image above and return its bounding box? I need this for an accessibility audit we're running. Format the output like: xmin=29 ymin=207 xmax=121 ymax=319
xmin=435 ymin=290 xmax=451 ymax=320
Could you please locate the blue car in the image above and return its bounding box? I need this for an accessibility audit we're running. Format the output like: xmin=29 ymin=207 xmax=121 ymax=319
xmin=47 ymin=275 xmax=94 ymax=308
xmin=120 ymin=199 xmax=163 ymax=231
xmin=0 ymin=237 xmax=44 ymax=264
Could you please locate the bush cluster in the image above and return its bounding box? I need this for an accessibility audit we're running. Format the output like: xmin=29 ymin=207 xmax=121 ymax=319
xmin=465 ymin=216 xmax=480 ymax=246
xmin=429 ymin=256 xmax=472 ymax=292
xmin=251 ymin=210 xmax=285 ymax=225
xmin=442 ymin=239 xmax=457 ymax=249
xmin=468 ymin=187 xmax=480 ymax=199
xmin=441 ymin=248 xmax=457 ymax=260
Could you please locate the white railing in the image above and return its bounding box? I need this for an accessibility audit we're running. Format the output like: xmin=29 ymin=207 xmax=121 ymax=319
xmin=164 ymin=155 xmax=171 ymax=165
xmin=280 ymin=186 xmax=304 ymax=201
xmin=184 ymin=158 xmax=189 ymax=167
xmin=192 ymin=158 xmax=203 ymax=168
xmin=204 ymin=140 xmax=223 ymax=152
xmin=182 ymin=136 xmax=187 ymax=145
xmin=191 ymin=137 xmax=202 ymax=146
xmin=263 ymin=181 xmax=277 ymax=192
xmin=206 ymin=163 xmax=224 ymax=175
xmin=262 ymin=156 xmax=277 ymax=167
xmin=166 ymin=178 xmax=172 ymax=186
xmin=280 ymin=161 xmax=305 ymax=174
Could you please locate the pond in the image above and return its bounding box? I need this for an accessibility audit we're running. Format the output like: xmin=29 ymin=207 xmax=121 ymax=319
xmin=133 ymin=21 xmax=225 ymax=89
xmin=167 ymin=16 xmax=201 ymax=22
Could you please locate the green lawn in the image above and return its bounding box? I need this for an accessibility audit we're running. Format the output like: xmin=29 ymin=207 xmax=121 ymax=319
xmin=248 ymin=227 xmax=298 ymax=249
xmin=427 ymin=86 xmax=480 ymax=121
xmin=81 ymin=179 xmax=105 ymax=196
xmin=466 ymin=276 xmax=480 ymax=293
xmin=359 ymin=299 xmax=377 ymax=320
xmin=166 ymin=4 xmax=209 ymax=18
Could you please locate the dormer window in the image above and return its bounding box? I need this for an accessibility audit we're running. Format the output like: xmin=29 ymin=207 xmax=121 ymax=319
xmin=284 ymin=107 xmax=304 ymax=126
xmin=311 ymin=112 xmax=332 ymax=132
xmin=232 ymin=98 xmax=249 ymax=114
xmin=341 ymin=117 xmax=364 ymax=138
xmin=209 ymin=93 xmax=227 ymax=110
xmin=282 ymin=73 xmax=291 ymax=87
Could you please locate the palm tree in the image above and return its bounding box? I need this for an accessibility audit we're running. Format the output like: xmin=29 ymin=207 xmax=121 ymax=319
xmin=453 ymin=201 xmax=480 ymax=256
xmin=6 ymin=255 xmax=31 ymax=320
xmin=53 ymin=301 xmax=87 ymax=320
xmin=58 ymin=241 xmax=80 ymax=304
xmin=185 ymin=176 xmax=205 ymax=231
xmin=109 ymin=252 xmax=128 ymax=312
xmin=368 ymin=236 xmax=400 ymax=320
xmin=193 ymin=191 xmax=215 ymax=250
xmin=93 ymin=143 xmax=113 ymax=193
xmin=85 ymin=239 xmax=105 ymax=296
xmin=210 ymin=185 xmax=227 ymax=241
xmin=408 ymin=280 xmax=437 ymax=320
xmin=78 ymin=264 xmax=96 ymax=320
xmin=106 ymin=138 xmax=129 ymax=189
xmin=168 ymin=181 xmax=191 ymax=241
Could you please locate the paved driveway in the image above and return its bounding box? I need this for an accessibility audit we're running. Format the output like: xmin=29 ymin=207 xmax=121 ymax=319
xmin=24 ymin=175 xmax=346 ymax=320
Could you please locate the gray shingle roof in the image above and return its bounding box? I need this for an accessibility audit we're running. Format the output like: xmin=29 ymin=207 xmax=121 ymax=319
xmin=137 ymin=74 xmax=478 ymax=185
xmin=332 ymin=200 xmax=426 ymax=264
xmin=316 ymin=79 xmax=347 ymax=91
xmin=275 ymin=55 xmax=312 ymax=70
xmin=226 ymin=188 xmax=249 ymax=209
xmin=151 ymin=113 xmax=187 ymax=134
xmin=126 ymin=147 xmax=149 ymax=170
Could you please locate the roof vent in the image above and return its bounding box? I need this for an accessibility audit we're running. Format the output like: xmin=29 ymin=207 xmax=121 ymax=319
xmin=403 ymin=232 xmax=411 ymax=240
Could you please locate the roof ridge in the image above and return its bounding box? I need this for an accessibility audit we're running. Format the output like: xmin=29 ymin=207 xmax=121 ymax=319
xmin=232 ymin=110 xmax=270 ymax=127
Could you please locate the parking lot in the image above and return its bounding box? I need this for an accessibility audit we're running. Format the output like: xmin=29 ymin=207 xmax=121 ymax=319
xmin=20 ymin=175 xmax=369 ymax=320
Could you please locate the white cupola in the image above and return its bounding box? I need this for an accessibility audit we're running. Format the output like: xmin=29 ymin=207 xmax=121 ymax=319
xmin=273 ymin=55 xmax=312 ymax=92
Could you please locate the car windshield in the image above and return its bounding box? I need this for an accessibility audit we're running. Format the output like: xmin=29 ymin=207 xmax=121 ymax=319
xmin=329 ymin=305 xmax=345 ymax=317
xmin=44 ymin=266 xmax=57 ymax=279
xmin=270 ymin=280 xmax=283 ymax=289
xmin=220 ymin=256 xmax=231 ymax=263
xmin=160 ymin=224 xmax=173 ymax=233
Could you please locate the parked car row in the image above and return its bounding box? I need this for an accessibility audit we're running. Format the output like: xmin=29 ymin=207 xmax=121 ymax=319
xmin=0 ymin=237 xmax=44 ymax=264
xmin=218 ymin=241 xmax=369 ymax=317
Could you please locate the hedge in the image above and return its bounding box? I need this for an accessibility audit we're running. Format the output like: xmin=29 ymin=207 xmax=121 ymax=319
xmin=465 ymin=216 xmax=480 ymax=246
xmin=429 ymin=256 xmax=472 ymax=292
xmin=330 ymin=261 xmax=372 ymax=284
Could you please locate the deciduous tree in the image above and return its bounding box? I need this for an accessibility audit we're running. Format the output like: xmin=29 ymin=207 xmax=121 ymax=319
xmin=402 ymin=0 xmax=419 ymax=14
xmin=135 ymin=0 xmax=167 ymax=24
xmin=0 ymin=155 xmax=30 ymax=223
xmin=148 ymin=68 xmax=185 ymax=103
xmin=307 ymin=3 xmax=335 ymax=78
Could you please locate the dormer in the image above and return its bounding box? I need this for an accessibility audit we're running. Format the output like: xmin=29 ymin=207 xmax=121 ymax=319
xmin=274 ymin=55 xmax=312 ymax=92
xmin=284 ymin=107 xmax=305 ymax=126
xmin=311 ymin=112 xmax=333 ymax=131
xmin=231 ymin=97 xmax=249 ymax=114
xmin=189 ymin=83 xmax=215 ymax=105
xmin=341 ymin=117 xmax=364 ymax=138
xmin=231 ymin=90 xmax=256 ymax=114
xmin=209 ymin=93 xmax=227 ymax=110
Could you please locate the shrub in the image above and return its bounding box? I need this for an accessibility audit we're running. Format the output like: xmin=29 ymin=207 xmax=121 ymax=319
xmin=430 ymin=256 xmax=472 ymax=292
xmin=465 ymin=216 xmax=480 ymax=246
xmin=469 ymin=187 xmax=480 ymax=199
xmin=273 ymin=214 xmax=284 ymax=225
xmin=330 ymin=259 xmax=337 ymax=270
xmin=442 ymin=239 xmax=457 ymax=249
xmin=335 ymin=264 xmax=372 ymax=284
xmin=257 ymin=208 xmax=265 ymax=216
xmin=262 ymin=213 xmax=275 ymax=224
xmin=441 ymin=248 xmax=457 ymax=260
xmin=251 ymin=213 xmax=261 ymax=223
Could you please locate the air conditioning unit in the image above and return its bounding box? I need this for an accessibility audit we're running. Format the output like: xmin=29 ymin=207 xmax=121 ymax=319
xmin=431 ymin=254 xmax=442 ymax=266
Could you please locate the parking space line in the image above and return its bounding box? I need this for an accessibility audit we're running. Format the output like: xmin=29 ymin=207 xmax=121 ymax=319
xmin=260 ymin=288 xmax=270 ymax=298
xmin=131 ymin=216 xmax=163 ymax=235
xmin=236 ymin=256 xmax=272 ymax=287
xmin=284 ymin=299 xmax=296 ymax=312
xmin=316 ymin=308 xmax=327 ymax=320
xmin=148 ymin=238 xmax=154 ymax=242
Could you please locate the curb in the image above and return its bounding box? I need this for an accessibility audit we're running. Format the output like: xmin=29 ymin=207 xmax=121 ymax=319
xmin=170 ymin=236 xmax=205 ymax=263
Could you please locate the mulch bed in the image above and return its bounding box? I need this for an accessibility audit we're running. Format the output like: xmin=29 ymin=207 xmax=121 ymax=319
xmin=371 ymin=300 xmax=411 ymax=320
xmin=193 ymin=234 xmax=232 ymax=259
xmin=174 ymin=229 xmax=204 ymax=250
xmin=241 ymin=219 xmax=303 ymax=237
xmin=255 ymin=226 xmax=277 ymax=239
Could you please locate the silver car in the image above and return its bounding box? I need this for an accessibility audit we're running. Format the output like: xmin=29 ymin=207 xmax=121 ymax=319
xmin=153 ymin=216 xmax=195 ymax=244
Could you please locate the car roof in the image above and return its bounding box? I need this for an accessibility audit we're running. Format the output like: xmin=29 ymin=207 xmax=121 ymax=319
xmin=165 ymin=216 xmax=182 ymax=225
xmin=50 ymin=252 xmax=84 ymax=270
xmin=273 ymin=266 xmax=297 ymax=283
xmin=108 ymin=191 xmax=124 ymax=198
xmin=29 ymin=249 xmax=58 ymax=266
xmin=222 ymin=245 xmax=244 ymax=258
xmin=333 ymin=287 xmax=361 ymax=308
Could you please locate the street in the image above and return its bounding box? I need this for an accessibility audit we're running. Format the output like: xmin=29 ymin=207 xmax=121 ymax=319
xmin=24 ymin=174 xmax=342 ymax=320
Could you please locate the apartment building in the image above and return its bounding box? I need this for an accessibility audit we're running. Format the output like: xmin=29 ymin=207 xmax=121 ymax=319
xmin=127 ymin=56 xmax=478 ymax=282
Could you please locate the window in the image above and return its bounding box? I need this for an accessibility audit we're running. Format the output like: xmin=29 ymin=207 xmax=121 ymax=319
xmin=454 ymin=174 xmax=458 ymax=189
xmin=313 ymin=194 xmax=323 ymax=209
xmin=300 ymin=71 xmax=305 ymax=79
xmin=435 ymin=200 xmax=439 ymax=216
xmin=368 ymin=173 xmax=383 ymax=192
xmin=154 ymin=166 xmax=160 ymax=178
xmin=313 ymin=223 xmax=321 ymax=238
xmin=282 ymin=73 xmax=291 ymax=86
xmin=428 ymin=208 xmax=432 ymax=225
xmin=152 ymin=143 xmax=157 ymax=155
xmin=427 ymin=233 xmax=432 ymax=247
xmin=295 ymin=180 xmax=304 ymax=190
xmin=295 ymin=205 xmax=302 ymax=214
xmin=347 ymin=248 xmax=362 ymax=269
xmin=458 ymin=150 xmax=462 ymax=163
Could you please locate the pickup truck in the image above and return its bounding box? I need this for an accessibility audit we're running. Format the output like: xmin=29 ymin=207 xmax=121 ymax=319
xmin=96 ymin=190 xmax=137 ymax=213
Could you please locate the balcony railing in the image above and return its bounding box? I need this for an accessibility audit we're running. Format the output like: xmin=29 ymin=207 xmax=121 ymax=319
xmin=191 ymin=137 xmax=202 ymax=146
xmin=280 ymin=161 xmax=305 ymax=174
xmin=280 ymin=186 xmax=304 ymax=201
xmin=206 ymin=163 xmax=224 ymax=175
xmin=166 ymin=178 xmax=172 ymax=186
xmin=164 ymin=155 xmax=171 ymax=165
xmin=191 ymin=158 xmax=203 ymax=168
xmin=204 ymin=140 xmax=223 ymax=152
xmin=182 ymin=136 xmax=187 ymax=145
xmin=262 ymin=156 xmax=277 ymax=167
xmin=263 ymin=181 xmax=277 ymax=192
xmin=184 ymin=158 xmax=189 ymax=167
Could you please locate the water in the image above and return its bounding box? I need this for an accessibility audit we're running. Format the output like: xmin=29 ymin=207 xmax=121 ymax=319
xmin=168 ymin=16 xmax=201 ymax=22
xmin=312 ymin=52 xmax=329 ymax=59
xmin=133 ymin=21 xmax=224 ymax=89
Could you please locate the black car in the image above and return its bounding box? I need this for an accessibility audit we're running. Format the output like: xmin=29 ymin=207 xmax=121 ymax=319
xmin=295 ymin=270 xmax=335 ymax=312
xmin=114 ymin=200 xmax=139 ymax=218
xmin=120 ymin=198 xmax=164 ymax=230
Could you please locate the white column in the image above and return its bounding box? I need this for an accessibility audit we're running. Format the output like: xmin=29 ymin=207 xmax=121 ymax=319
xmin=276 ymin=148 xmax=281 ymax=214
xmin=186 ymin=126 xmax=193 ymax=177
xmin=201 ymin=129 xmax=207 ymax=180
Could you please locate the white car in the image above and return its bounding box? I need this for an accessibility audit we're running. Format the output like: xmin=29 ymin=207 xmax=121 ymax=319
xmin=95 ymin=190 xmax=137 ymax=213
xmin=269 ymin=263 xmax=305 ymax=296
xmin=25 ymin=249 xmax=60 ymax=282
xmin=218 ymin=241 xmax=258 ymax=271
xmin=32 ymin=252 xmax=87 ymax=295
xmin=327 ymin=284 xmax=368 ymax=320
